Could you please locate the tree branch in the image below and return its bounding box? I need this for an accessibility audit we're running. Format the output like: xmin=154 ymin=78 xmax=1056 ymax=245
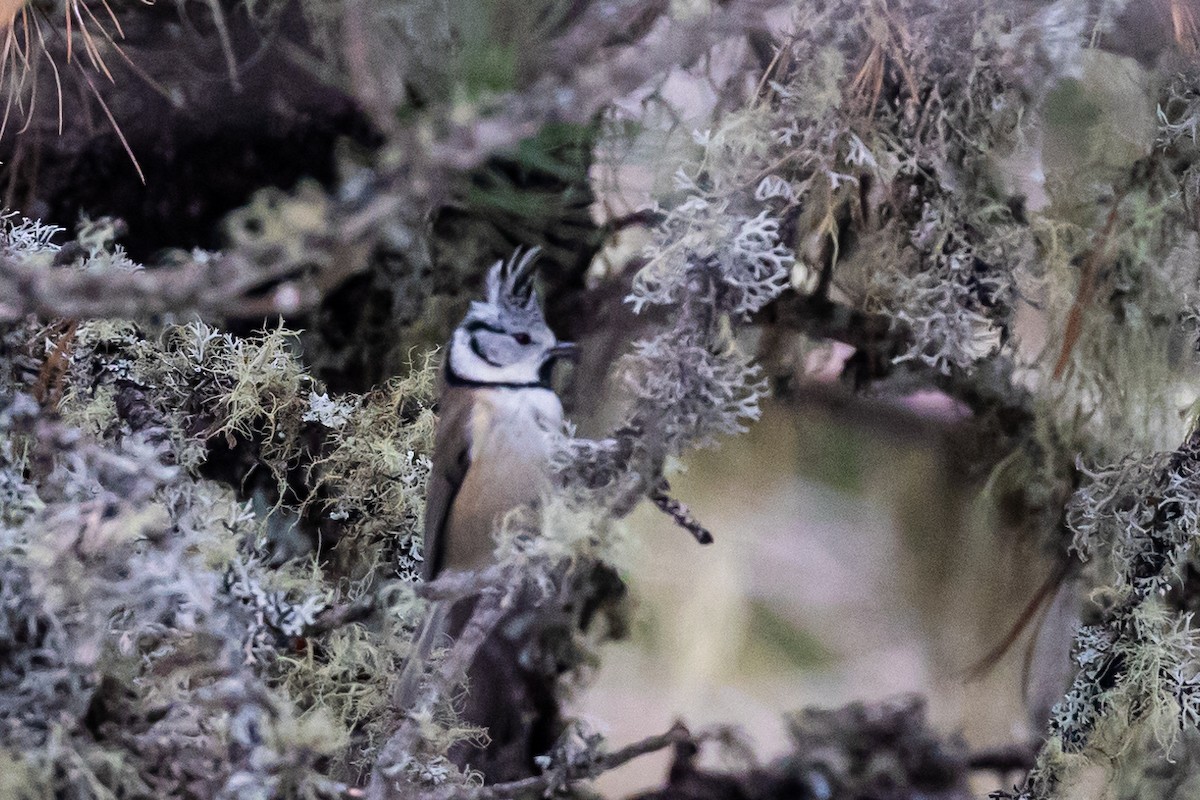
xmin=413 ymin=565 xmax=509 ymax=603
xmin=425 ymin=722 xmax=698 ymax=800
xmin=0 ymin=1 xmax=782 ymax=325
xmin=649 ymin=478 xmax=714 ymax=544
xmin=367 ymin=581 xmax=513 ymax=800
xmin=305 ymin=596 xmax=377 ymax=637
xmin=420 ymin=0 xmax=778 ymax=176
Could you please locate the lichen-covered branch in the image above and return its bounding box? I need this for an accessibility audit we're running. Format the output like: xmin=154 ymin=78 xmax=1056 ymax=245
xmin=452 ymin=722 xmax=698 ymax=800
xmin=368 ymin=582 xmax=512 ymax=800
xmin=5 ymin=1 xmax=1200 ymax=798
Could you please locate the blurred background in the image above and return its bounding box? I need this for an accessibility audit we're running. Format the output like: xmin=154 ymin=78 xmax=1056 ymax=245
xmin=580 ymin=395 xmax=1048 ymax=795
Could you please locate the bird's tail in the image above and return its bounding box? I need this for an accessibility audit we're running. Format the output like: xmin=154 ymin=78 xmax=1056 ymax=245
xmin=394 ymin=599 xmax=454 ymax=711
xmin=395 ymin=590 xmax=568 ymax=781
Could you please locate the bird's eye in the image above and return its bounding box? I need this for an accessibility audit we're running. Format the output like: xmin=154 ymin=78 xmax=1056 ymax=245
xmin=512 ymin=332 xmax=532 ymax=345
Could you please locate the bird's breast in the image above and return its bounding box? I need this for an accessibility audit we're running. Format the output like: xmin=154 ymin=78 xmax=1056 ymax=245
xmin=467 ymin=387 xmax=562 ymax=460
xmin=444 ymin=388 xmax=563 ymax=572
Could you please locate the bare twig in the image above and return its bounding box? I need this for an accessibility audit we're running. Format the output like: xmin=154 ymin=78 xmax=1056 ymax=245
xmin=758 ymin=290 xmax=901 ymax=359
xmin=964 ymin=559 xmax=1073 ymax=681
xmin=414 ymin=564 xmax=508 ymax=602
xmin=649 ymin=478 xmax=714 ymax=544
xmin=967 ymin=743 xmax=1037 ymax=774
xmin=761 ymin=289 xmax=1037 ymax=433
xmin=1051 ymin=191 xmax=1125 ymax=380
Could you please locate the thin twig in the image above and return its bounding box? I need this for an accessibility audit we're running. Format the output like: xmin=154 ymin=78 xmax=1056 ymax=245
xmin=649 ymin=478 xmax=714 ymax=544
xmin=963 ymin=558 xmax=1073 ymax=681
xmin=414 ymin=564 xmax=508 ymax=602
xmin=1051 ymin=190 xmax=1125 ymax=380
xmin=966 ymin=742 xmax=1037 ymax=773
xmin=426 ymin=722 xmax=698 ymax=800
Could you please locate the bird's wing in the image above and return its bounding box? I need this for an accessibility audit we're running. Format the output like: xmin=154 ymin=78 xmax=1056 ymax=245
xmin=422 ymin=384 xmax=474 ymax=582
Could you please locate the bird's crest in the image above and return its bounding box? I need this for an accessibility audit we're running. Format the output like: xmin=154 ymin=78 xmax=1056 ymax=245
xmin=484 ymin=246 xmax=542 ymax=314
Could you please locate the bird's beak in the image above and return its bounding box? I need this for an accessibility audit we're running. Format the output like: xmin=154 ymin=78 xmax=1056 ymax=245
xmin=546 ymin=341 xmax=579 ymax=362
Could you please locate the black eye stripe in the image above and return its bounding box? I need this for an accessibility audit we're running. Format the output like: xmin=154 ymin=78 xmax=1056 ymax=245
xmin=464 ymin=320 xmax=508 ymax=336
xmin=468 ymin=333 xmax=504 ymax=367
xmin=465 ymin=320 xmax=536 ymax=346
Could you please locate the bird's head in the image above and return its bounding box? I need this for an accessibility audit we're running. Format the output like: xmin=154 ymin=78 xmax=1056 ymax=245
xmin=447 ymin=248 xmax=577 ymax=387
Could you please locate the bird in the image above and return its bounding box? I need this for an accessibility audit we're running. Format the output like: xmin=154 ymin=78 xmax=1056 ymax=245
xmin=399 ymin=247 xmax=577 ymax=780
xmin=422 ymin=246 xmax=576 ymax=582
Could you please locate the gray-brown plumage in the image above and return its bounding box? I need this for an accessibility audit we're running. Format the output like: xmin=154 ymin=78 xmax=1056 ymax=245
xmin=401 ymin=248 xmax=576 ymax=781
xmin=422 ymin=383 xmax=565 ymax=579
xmin=421 ymin=247 xmax=574 ymax=581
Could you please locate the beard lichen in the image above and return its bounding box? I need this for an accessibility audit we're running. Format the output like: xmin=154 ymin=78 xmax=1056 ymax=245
xmin=597 ymin=1 xmax=1200 ymax=797
xmin=0 ymin=208 xmax=451 ymax=795
xmin=9 ymin=0 xmax=1200 ymax=796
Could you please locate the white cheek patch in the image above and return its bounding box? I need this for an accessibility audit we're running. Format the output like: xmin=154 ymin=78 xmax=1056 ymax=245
xmin=449 ymin=329 xmax=544 ymax=385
